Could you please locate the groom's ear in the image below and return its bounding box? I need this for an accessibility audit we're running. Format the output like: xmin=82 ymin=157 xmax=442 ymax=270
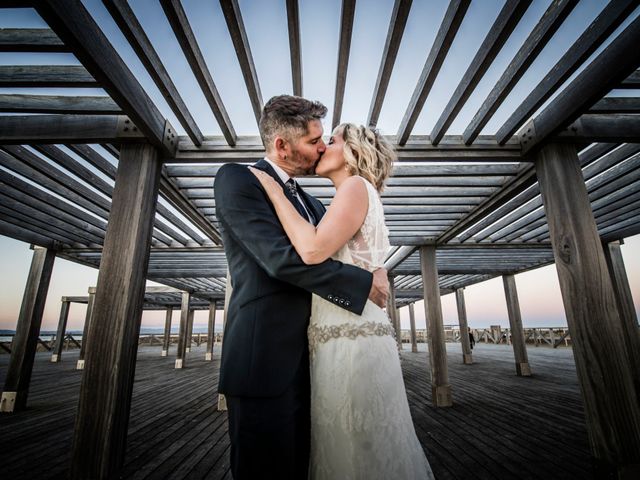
xmin=274 ymin=136 xmax=289 ymax=155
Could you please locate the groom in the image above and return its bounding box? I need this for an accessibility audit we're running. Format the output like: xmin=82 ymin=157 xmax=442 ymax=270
xmin=214 ymin=95 xmax=389 ymax=479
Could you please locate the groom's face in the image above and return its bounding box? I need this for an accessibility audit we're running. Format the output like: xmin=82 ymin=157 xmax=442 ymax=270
xmin=288 ymin=119 xmax=326 ymax=176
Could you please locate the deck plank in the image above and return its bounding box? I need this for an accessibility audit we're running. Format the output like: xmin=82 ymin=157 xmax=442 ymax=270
xmin=0 ymin=342 xmax=592 ymax=479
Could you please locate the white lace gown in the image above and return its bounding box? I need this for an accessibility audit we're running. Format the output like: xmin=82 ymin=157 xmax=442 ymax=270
xmin=308 ymin=177 xmax=435 ymax=479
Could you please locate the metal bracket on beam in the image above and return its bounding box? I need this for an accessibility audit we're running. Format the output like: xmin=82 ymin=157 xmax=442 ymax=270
xmin=116 ymin=115 xmax=144 ymax=140
xmin=518 ymin=119 xmax=536 ymax=151
xmin=163 ymin=120 xmax=178 ymax=158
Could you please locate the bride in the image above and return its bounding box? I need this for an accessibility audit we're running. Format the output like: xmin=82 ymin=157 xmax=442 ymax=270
xmin=250 ymin=123 xmax=434 ymax=479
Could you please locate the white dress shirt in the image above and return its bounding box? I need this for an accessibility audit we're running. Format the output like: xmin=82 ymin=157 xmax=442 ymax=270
xmin=263 ymin=157 xmax=314 ymax=223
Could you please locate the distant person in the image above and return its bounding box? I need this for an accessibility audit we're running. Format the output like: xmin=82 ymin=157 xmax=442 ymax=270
xmin=214 ymin=95 xmax=390 ymax=479
xmin=252 ymin=115 xmax=434 ymax=478
xmin=469 ymin=327 xmax=475 ymax=350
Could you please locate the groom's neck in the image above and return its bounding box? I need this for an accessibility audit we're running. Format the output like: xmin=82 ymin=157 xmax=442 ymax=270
xmin=266 ymin=153 xmax=297 ymax=178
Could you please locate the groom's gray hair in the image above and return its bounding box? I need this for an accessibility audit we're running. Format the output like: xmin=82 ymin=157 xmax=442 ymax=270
xmin=259 ymin=95 xmax=327 ymax=151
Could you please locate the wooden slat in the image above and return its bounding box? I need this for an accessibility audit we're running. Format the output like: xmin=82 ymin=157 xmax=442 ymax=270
xmin=34 ymin=0 xmax=173 ymax=155
xmin=462 ymin=0 xmax=578 ymax=145
xmin=0 ymin=28 xmax=67 ymax=52
xmin=332 ymin=0 xmax=357 ymax=129
xmin=0 ymin=94 xmax=121 ymax=114
xmin=553 ymin=114 xmax=640 ymax=143
xmin=588 ymin=97 xmax=640 ymax=114
xmin=0 ymin=65 xmax=96 ymax=87
xmin=520 ymin=15 xmax=640 ymax=155
xmin=367 ymin=0 xmax=413 ymax=127
xmin=397 ymin=0 xmax=470 ymax=145
xmin=160 ymin=0 xmax=237 ymax=146
xmin=286 ymin=0 xmax=303 ymax=96
xmin=104 ymin=0 xmax=204 ymax=146
xmin=620 ymin=69 xmax=640 ymax=88
xmin=496 ymin=0 xmax=637 ymax=144
xmin=219 ymin=0 xmax=263 ymax=125
xmin=430 ymin=0 xmax=531 ymax=145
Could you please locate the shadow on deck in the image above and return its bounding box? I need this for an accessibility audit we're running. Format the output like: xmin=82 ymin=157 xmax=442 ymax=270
xmin=0 ymin=343 xmax=591 ymax=479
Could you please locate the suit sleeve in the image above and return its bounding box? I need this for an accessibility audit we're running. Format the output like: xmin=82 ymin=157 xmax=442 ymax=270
xmin=214 ymin=163 xmax=373 ymax=315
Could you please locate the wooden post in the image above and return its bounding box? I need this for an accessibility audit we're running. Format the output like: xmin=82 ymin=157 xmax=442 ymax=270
xmin=455 ymin=289 xmax=473 ymax=365
xmin=206 ymin=301 xmax=216 ymax=361
xmin=68 ymin=143 xmax=161 ymax=480
xmin=502 ymin=275 xmax=531 ymax=376
xmin=76 ymin=291 xmax=94 ymax=370
xmin=603 ymin=240 xmax=640 ymax=391
xmin=0 ymin=246 xmax=55 ymax=412
xmin=408 ymin=303 xmax=418 ymax=353
xmin=51 ymin=299 xmax=70 ymax=363
xmin=185 ymin=309 xmax=194 ymax=353
xmin=175 ymin=292 xmax=190 ymax=369
xmin=218 ymin=274 xmax=232 ymax=411
xmin=387 ymin=275 xmax=402 ymax=349
xmin=161 ymin=307 xmax=172 ymax=357
xmin=535 ymin=142 xmax=640 ymax=475
xmin=420 ymin=245 xmax=452 ymax=407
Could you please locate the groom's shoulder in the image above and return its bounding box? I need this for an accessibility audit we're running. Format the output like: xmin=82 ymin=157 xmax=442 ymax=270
xmin=215 ymin=163 xmax=251 ymax=189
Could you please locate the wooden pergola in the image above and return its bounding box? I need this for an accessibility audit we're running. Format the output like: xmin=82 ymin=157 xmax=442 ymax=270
xmin=0 ymin=0 xmax=639 ymax=478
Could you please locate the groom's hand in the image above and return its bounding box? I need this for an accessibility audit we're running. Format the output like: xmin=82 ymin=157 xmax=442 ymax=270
xmin=368 ymin=268 xmax=389 ymax=308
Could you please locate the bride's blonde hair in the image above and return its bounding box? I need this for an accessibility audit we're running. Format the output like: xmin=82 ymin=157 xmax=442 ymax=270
xmin=334 ymin=123 xmax=395 ymax=192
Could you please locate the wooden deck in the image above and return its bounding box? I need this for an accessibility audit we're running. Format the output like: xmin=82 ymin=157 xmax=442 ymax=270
xmin=0 ymin=342 xmax=592 ymax=479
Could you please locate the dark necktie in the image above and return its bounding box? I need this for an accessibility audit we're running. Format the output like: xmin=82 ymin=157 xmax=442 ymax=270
xmin=286 ymin=179 xmax=316 ymax=225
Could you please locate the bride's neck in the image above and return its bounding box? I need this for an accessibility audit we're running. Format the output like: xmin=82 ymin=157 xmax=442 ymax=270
xmin=328 ymin=169 xmax=352 ymax=190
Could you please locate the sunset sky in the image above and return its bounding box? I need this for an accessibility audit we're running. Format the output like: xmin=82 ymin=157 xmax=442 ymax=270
xmin=1 ymin=0 xmax=638 ymax=332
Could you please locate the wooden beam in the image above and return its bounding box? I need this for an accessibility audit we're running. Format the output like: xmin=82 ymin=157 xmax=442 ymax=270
xmin=0 ymin=114 xmax=145 ymax=144
xmin=408 ymin=303 xmax=418 ymax=353
xmin=387 ymin=276 xmax=402 ymax=349
xmin=35 ymin=0 xmax=175 ymax=156
xmin=220 ymin=0 xmax=263 ymax=124
xmin=0 ymin=219 xmax=56 ymax=249
xmin=589 ymin=97 xmax=640 ymax=114
xmin=496 ymin=0 xmax=637 ymax=144
xmin=175 ymin=291 xmax=190 ymax=369
xmin=463 ymin=0 xmax=578 ymax=145
xmin=103 ymin=0 xmax=204 ymax=146
xmin=502 ymin=274 xmax=530 ymax=376
xmin=0 ymin=65 xmax=96 ymax=87
xmin=206 ymin=302 xmax=216 ymax=361
xmin=367 ymin=0 xmax=412 ymax=127
xmin=217 ymin=274 xmax=232 ymax=411
xmin=0 ymin=94 xmax=121 ymax=114
xmin=420 ymin=245 xmax=452 ymax=407
xmin=51 ymin=300 xmax=70 ymax=363
xmin=455 ymin=289 xmax=473 ymax=365
xmin=0 ymin=28 xmax=67 ymax=52
xmin=620 ymin=69 xmax=640 ymax=89
xmin=160 ymin=0 xmax=236 ymax=146
xmin=332 ymin=0 xmax=356 ymax=129
xmin=162 ymin=307 xmax=174 ymax=356
xmin=397 ymin=0 xmax=470 ymax=145
xmin=430 ymin=0 xmax=531 ymax=145
xmin=0 ymin=247 xmax=55 ymax=413
xmin=68 ymin=143 xmax=162 ymax=480
xmin=75 ymin=292 xmax=94 ymax=370
xmin=185 ymin=309 xmax=194 ymax=353
xmin=534 ymin=142 xmax=640 ymax=475
xmin=552 ymin=114 xmax=640 ymax=143
xmin=286 ymin=0 xmax=303 ymax=96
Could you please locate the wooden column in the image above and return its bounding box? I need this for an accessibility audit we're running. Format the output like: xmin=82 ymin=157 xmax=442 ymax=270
xmin=408 ymin=302 xmax=418 ymax=353
xmin=387 ymin=275 xmax=402 ymax=349
xmin=206 ymin=301 xmax=216 ymax=361
xmin=0 ymin=246 xmax=55 ymax=412
xmin=185 ymin=309 xmax=194 ymax=353
xmin=51 ymin=299 xmax=70 ymax=363
xmin=603 ymin=240 xmax=640 ymax=390
xmin=161 ymin=307 xmax=173 ymax=357
xmin=455 ymin=289 xmax=473 ymax=365
xmin=420 ymin=245 xmax=452 ymax=407
xmin=218 ymin=274 xmax=232 ymax=411
xmin=175 ymin=292 xmax=190 ymax=369
xmin=502 ymin=275 xmax=531 ymax=376
xmin=69 ymin=143 xmax=161 ymax=480
xmin=76 ymin=291 xmax=94 ymax=370
xmin=535 ymin=142 xmax=640 ymax=474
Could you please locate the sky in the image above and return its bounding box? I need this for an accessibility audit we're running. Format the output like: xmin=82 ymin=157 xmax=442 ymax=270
xmin=0 ymin=1 xmax=639 ymax=332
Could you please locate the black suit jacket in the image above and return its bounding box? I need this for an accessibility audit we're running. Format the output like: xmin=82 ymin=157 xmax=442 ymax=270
xmin=214 ymin=159 xmax=373 ymax=397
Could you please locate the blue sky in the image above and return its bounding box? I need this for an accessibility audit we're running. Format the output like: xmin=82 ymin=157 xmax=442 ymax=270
xmin=0 ymin=0 xmax=638 ymax=331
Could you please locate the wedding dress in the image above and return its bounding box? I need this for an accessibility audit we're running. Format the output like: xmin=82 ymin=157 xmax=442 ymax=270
xmin=308 ymin=176 xmax=435 ymax=479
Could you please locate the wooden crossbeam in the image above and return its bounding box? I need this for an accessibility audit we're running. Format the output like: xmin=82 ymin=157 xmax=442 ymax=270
xmin=332 ymin=0 xmax=356 ymax=129
xmin=367 ymin=0 xmax=412 ymax=127
xmin=462 ymin=0 xmax=578 ymax=145
xmin=553 ymin=114 xmax=640 ymax=143
xmin=104 ymin=0 xmax=204 ymax=146
xmin=160 ymin=0 xmax=237 ymax=146
xmin=430 ymin=0 xmax=531 ymax=145
xmin=0 ymin=28 xmax=67 ymax=52
xmin=286 ymin=0 xmax=303 ymax=96
xmin=397 ymin=0 xmax=469 ymax=145
xmin=0 ymin=65 xmax=96 ymax=87
xmin=0 ymin=94 xmax=121 ymax=114
xmin=620 ymin=69 xmax=640 ymax=89
xmin=588 ymin=97 xmax=640 ymax=114
xmin=496 ymin=0 xmax=637 ymax=144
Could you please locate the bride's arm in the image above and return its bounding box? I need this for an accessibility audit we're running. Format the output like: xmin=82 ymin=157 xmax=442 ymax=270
xmin=249 ymin=168 xmax=368 ymax=265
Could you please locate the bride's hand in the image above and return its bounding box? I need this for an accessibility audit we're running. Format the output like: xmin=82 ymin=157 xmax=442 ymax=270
xmin=248 ymin=167 xmax=284 ymax=198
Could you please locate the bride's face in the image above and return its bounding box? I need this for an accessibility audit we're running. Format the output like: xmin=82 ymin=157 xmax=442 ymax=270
xmin=315 ymin=132 xmax=346 ymax=178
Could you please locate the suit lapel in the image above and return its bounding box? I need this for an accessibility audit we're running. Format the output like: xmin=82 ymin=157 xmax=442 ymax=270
xmin=253 ymin=159 xmax=309 ymax=220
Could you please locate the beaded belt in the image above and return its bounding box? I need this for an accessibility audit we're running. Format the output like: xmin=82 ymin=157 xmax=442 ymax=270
xmin=308 ymin=321 xmax=396 ymax=354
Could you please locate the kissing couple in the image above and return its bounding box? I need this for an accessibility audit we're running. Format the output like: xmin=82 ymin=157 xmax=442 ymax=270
xmin=215 ymin=95 xmax=434 ymax=479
